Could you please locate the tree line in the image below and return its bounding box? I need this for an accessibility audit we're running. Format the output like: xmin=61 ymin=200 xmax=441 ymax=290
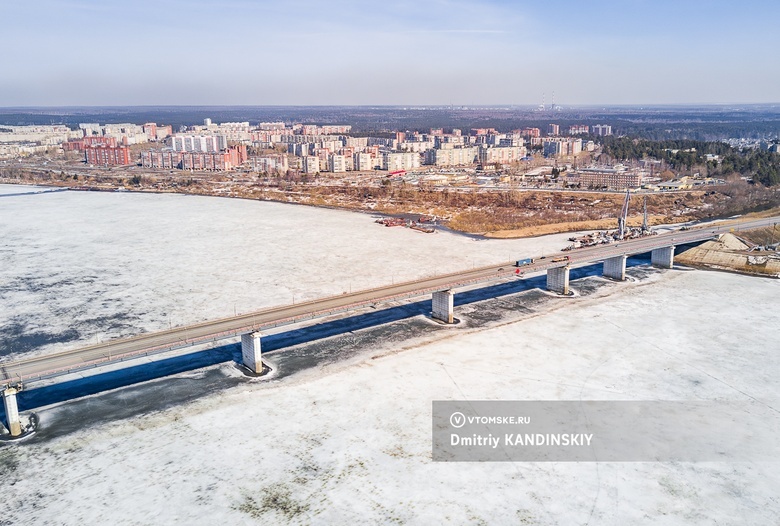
xmin=598 ymin=137 xmax=780 ymax=186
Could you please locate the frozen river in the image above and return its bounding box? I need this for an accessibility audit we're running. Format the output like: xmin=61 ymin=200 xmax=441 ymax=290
xmin=0 ymin=185 xmax=582 ymax=361
xmin=1 ymin=185 xmax=779 ymax=524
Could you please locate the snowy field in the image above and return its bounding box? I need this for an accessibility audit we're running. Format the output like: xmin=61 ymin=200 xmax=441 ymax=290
xmin=1 ymin=185 xmax=779 ymax=525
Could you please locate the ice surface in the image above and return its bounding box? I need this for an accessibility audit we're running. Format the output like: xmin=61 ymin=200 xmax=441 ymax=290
xmin=0 ymin=185 xmax=579 ymax=360
xmin=1 ymin=185 xmax=779 ymax=524
xmin=0 ymin=184 xmax=46 ymax=195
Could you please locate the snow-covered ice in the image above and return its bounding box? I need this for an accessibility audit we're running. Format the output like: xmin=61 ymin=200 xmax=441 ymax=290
xmin=0 ymin=185 xmax=578 ymax=360
xmin=1 ymin=185 xmax=779 ymax=525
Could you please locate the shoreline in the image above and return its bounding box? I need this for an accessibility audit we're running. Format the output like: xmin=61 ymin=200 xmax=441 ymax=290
xmin=2 ymin=179 xmax=778 ymax=241
xmin=0 ymin=179 xmax=488 ymax=240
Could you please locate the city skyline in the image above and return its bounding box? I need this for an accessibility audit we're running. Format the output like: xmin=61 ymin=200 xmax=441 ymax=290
xmin=2 ymin=0 xmax=778 ymax=106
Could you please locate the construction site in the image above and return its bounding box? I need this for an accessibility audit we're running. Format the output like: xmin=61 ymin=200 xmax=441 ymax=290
xmin=676 ymin=228 xmax=780 ymax=277
xmin=560 ymin=189 xmax=780 ymax=277
xmin=563 ymin=190 xmax=657 ymax=251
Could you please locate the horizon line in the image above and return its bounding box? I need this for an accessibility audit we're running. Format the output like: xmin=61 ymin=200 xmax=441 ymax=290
xmin=1 ymin=102 xmax=780 ymax=110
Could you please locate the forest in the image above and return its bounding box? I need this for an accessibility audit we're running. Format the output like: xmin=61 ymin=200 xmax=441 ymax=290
xmin=598 ymin=137 xmax=780 ymax=186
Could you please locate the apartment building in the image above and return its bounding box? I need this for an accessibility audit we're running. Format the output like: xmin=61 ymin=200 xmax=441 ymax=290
xmin=85 ymin=145 xmax=132 ymax=166
xmin=353 ymin=152 xmax=377 ymax=171
xmin=424 ymin=147 xmax=479 ymax=167
xmin=170 ymin=135 xmax=228 ymax=152
xmin=543 ymin=138 xmax=582 ymax=157
xmin=102 ymin=123 xmax=148 ymax=145
xmin=302 ymin=156 xmax=320 ymax=174
xmin=141 ymin=150 xmax=183 ymax=169
xmin=383 ymin=152 xmax=421 ymax=171
xmin=520 ymin=127 xmax=541 ymax=138
xmin=328 ymin=154 xmax=347 ymax=173
xmin=252 ymin=154 xmax=289 ymax=174
xmin=0 ymin=125 xmax=78 ymax=148
xmin=141 ymin=145 xmax=246 ymax=171
xmin=479 ymin=146 xmax=527 ymax=164
xmin=63 ymin=136 xmax=118 ymax=151
xmin=143 ymin=123 xmax=172 ymax=141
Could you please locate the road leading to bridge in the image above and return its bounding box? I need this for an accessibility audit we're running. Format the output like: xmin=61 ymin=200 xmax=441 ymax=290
xmin=2 ymin=215 xmax=778 ymax=386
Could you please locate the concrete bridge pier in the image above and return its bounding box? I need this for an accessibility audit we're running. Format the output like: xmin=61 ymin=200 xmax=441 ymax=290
xmin=2 ymin=387 xmax=22 ymax=437
xmin=431 ymin=289 xmax=455 ymax=323
xmin=603 ymin=255 xmax=627 ymax=281
xmin=651 ymin=246 xmax=675 ymax=269
xmin=241 ymin=331 xmax=264 ymax=374
xmin=547 ymin=266 xmax=570 ymax=295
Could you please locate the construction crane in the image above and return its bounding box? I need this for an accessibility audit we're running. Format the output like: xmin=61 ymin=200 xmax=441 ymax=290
xmin=641 ymin=196 xmax=649 ymax=234
xmin=617 ymin=189 xmax=630 ymax=240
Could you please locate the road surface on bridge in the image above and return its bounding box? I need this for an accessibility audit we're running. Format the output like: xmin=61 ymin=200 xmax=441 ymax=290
xmin=2 ymin=215 xmax=777 ymax=385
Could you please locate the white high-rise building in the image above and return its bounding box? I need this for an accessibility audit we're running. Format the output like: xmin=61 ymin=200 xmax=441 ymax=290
xmin=170 ymin=135 xmax=227 ymax=152
xmin=383 ymin=152 xmax=421 ymax=171
xmin=353 ymin=152 xmax=375 ymax=171
xmin=328 ymin=154 xmax=347 ymax=173
xmin=479 ymin=146 xmax=527 ymax=164
xmin=302 ymin=156 xmax=320 ymax=174
xmin=424 ymin=147 xmax=478 ymax=167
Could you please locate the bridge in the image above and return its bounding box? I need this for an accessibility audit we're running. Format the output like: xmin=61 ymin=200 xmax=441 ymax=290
xmin=2 ymin=215 xmax=777 ymax=437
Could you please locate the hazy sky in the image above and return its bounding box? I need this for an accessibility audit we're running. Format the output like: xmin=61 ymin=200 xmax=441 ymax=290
xmin=1 ymin=0 xmax=778 ymax=106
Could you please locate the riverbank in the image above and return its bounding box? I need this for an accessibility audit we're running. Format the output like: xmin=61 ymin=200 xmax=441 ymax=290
xmin=4 ymin=172 xmax=777 ymax=239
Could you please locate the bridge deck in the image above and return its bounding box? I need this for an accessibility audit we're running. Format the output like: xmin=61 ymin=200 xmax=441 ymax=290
xmin=2 ymin=215 xmax=776 ymax=386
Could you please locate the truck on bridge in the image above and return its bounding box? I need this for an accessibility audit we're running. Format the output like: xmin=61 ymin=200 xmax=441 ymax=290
xmin=515 ymin=258 xmax=534 ymax=267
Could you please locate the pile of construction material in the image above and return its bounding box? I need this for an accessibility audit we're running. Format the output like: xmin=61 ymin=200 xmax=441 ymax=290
xmin=563 ymin=190 xmax=657 ymax=251
xmin=675 ymin=233 xmax=780 ymax=277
